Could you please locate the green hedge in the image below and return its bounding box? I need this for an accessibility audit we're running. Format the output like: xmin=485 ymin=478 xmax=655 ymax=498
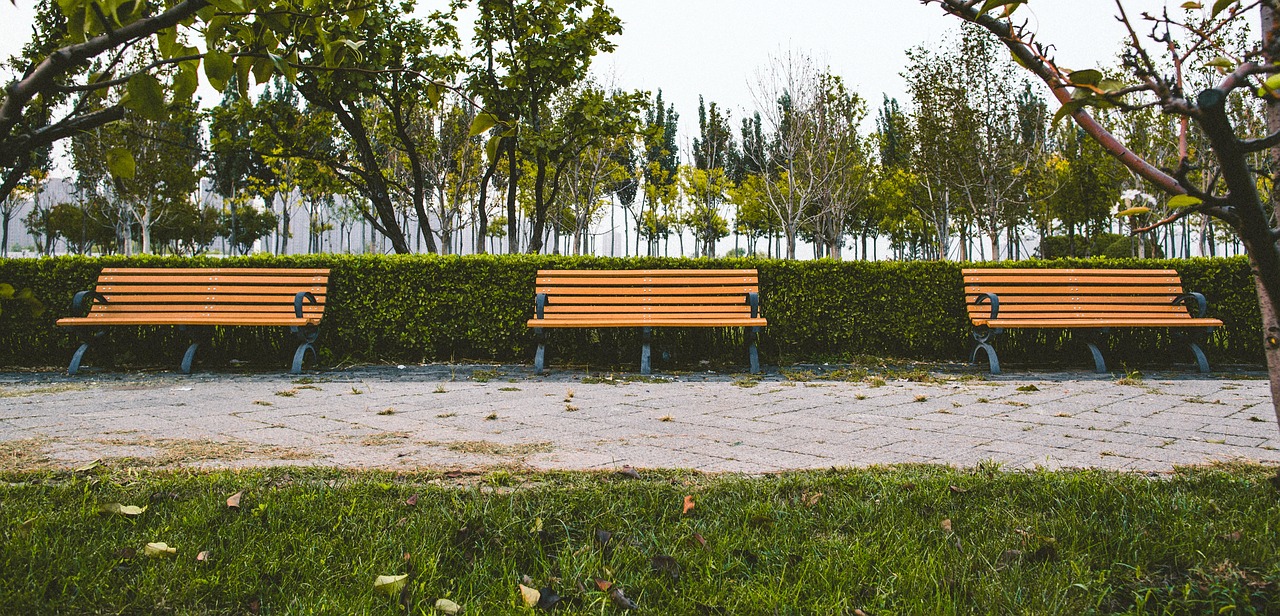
xmin=0 ymin=254 xmax=1262 ymax=371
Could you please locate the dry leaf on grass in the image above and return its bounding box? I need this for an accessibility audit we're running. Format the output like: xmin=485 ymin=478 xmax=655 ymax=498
xmin=800 ymin=491 xmax=823 ymax=507
xmin=519 ymin=583 xmax=540 ymax=607
xmin=226 ymin=491 xmax=243 ymax=509
xmin=196 ymin=550 xmax=210 ymax=562
xmin=99 ymin=503 xmax=146 ymax=516
xmin=650 ymin=555 xmax=680 ymax=581
xmin=617 ymin=465 xmax=640 ymax=479
xmin=434 ymin=598 xmax=461 ymax=614
xmin=144 ymin=542 xmax=176 ymax=558
xmin=940 ymin=518 xmax=953 ymax=532
xmin=948 ymin=485 xmax=967 ymax=494
xmin=405 ymin=494 xmax=419 ymax=507
xmin=682 ymin=495 xmax=695 ymax=514
xmin=608 ymin=586 xmax=638 ymax=610
xmin=373 ymin=574 xmax=408 ymax=595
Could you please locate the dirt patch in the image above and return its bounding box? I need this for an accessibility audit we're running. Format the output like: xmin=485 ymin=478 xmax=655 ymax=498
xmin=430 ymin=440 xmax=554 ymax=457
xmin=360 ymin=431 xmax=414 ymax=447
xmin=0 ymin=438 xmax=51 ymax=471
xmin=0 ymin=384 xmax=89 ymax=398
xmin=93 ymin=436 xmax=314 ymax=467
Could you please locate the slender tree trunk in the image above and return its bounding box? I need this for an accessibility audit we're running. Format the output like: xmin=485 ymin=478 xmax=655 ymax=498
xmin=506 ymin=138 xmax=518 ymax=254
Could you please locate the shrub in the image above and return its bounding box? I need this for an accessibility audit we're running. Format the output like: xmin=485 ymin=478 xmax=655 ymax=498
xmin=0 ymin=254 xmax=1259 ymax=370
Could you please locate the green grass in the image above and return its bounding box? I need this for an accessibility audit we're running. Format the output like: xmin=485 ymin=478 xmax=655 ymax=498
xmin=1 ymin=465 xmax=1278 ymax=614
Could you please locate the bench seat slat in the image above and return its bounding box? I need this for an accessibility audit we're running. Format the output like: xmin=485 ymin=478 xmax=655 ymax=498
xmin=966 ymin=295 xmax=1181 ymax=304
xmin=539 ymin=269 xmax=755 ymax=277
xmin=963 ymin=268 xmax=1178 ymax=276
xmin=977 ymin=318 xmax=1223 ymax=328
xmin=536 ymin=276 xmax=758 ymax=286
xmin=100 ymin=294 xmax=326 ymax=304
xmin=96 ymin=284 xmax=328 ymax=295
xmin=968 ymin=285 xmax=1185 ymax=295
xmin=964 ymin=275 xmax=1182 ymax=284
xmin=546 ymin=305 xmax=750 ymax=314
xmin=536 ymin=286 xmax=758 ymax=296
xmin=57 ymin=316 xmax=320 ymax=326
xmin=529 ymin=317 xmax=767 ymax=328
xmin=98 ymin=275 xmax=329 ymax=285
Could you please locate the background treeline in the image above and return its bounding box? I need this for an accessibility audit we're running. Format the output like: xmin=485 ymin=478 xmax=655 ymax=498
xmin=1 ymin=3 xmax=1264 ymax=261
xmin=0 ymin=255 xmax=1260 ymax=370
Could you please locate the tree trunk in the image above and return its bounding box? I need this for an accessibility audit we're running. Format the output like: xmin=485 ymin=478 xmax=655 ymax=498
xmin=506 ymin=138 xmax=519 ymax=254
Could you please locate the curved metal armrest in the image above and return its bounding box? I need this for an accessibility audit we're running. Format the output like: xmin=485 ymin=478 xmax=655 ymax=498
xmin=294 ymin=291 xmax=317 ymax=319
xmin=973 ymin=292 xmax=999 ymax=320
xmin=1173 ymin=292 xmax=1208 ymax=318
xmin=71 ymin=290 xmax=108 ymax=317
xmin=745 ymin=292 xmax=760 ymax=319
xmin=534 ymin=293 xmax=549 ymax=319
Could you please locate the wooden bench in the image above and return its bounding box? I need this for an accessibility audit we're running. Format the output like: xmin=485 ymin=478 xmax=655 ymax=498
xmin=528 ymin=269 xmax=767 ymax=374
xmin=56 ymin=268 xmax=329 ymax=375
xmin=964 ymin=268 xmax=1223 ymax=374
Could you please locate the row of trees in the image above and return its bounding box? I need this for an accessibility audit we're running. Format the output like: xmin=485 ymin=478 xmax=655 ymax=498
xmin=0 ymin=0 xmax=1258 ymax=261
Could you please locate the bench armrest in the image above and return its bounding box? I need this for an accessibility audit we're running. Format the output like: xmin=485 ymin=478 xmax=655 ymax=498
xmin=1173 ymin=292 xmax=1208 ymax=318
xmin=973 ymin=292 xmax=999 ymax=320
xmin=745 ymin=292 xmax=760 ymax=319
xmin=534 ymin=293 xmax=549 ymax=319
xmin=294 ymin=291 xmax=317 ymax=319
xmin=71 ymin=290 xmax=108 ymax=317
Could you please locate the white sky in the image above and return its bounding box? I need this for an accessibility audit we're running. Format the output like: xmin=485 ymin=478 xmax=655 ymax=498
xmin=2 ymin=0 xmax=1199 ymax=150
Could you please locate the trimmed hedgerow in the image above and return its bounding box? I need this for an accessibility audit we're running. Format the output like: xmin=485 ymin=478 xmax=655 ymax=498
xmin=0 ymin=254 xmax=1261 ymax=371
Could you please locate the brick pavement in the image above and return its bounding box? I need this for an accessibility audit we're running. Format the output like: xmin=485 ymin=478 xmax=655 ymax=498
xmin=1 ymin=365 xmax=1277 ymax=473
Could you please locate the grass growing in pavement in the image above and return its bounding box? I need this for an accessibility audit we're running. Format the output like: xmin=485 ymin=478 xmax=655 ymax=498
xmin=1 ymin=465 xmax=1278 ymax=614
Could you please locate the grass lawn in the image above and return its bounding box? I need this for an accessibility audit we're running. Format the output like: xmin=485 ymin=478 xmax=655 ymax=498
xmin=1 ymin=464 xmax=1277 ymax=614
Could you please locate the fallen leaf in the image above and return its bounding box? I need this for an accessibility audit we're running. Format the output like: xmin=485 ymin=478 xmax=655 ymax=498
xmin=594 ymin=529 xmax=613 ymax=546
xmin=594 ymin=578 xmax=612 ymax=592
xmin=800 ymin=491 xmax=823 ymax=507
xmin=396 ymin=517 xmax=408 ymax=527
xmin=374 ymin=574 xmax=408 ymax=595
xmin=530 ymin=517 xmax=543 ymax=533
xmin=617 ymin=465 xmax=640 ymax=479
xmin=693 ymin=533 xmax=708 ymax=549
xmin=682 ymin=495 xmax=695 ymax=514
xmin=144 ymin=542 xmax=176 ymax=557
xmin=941 ymin=518 xmax=953 ymax=533
xmin=1016 ymin=384 xmax=1040 ymax=392
xmin=75 ymin=459 xmax=101 ymax=472
xmin=196 ymin=550 xmax=210 ymax=562
xmin=948 ymin=485 xmax=968 ymax=494
xmin=521 ymin=574 xmax=535 ymax=586
xmin=650 ymin=555 xmax=680 ymax=581
xmin=1220 ymin=531 xmax=1242 ymax=542
xmin=536 ymin=587 xmax=561 ymax=610
xmin=519 ymin=583 xmax=541 ymax=607
xmin=854 ymin=610 xmax=867 ymax=616
xmin=99 ymin=503 xmax=147 ymax=516
xmin=607 ymin=586 xmax=638 ymax=610
xmin=434 ymin=598 xmax=461 ymax=614
xmin=227 ymin=491 xmax=243 ymax=509
xmin=405 ymin=494 xmax=419 ymax=507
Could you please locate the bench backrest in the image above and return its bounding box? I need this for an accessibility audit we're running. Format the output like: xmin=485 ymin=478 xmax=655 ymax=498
xmin=963 ymin=268 xmax=1193 ymax=323
xmin=535 ymin=269 xmax=760 ymax=320
xmin=89 ymin=268 xmax=329 ymax=322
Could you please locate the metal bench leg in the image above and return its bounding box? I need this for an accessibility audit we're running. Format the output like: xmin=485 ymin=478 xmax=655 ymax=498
xmin=1081 ymin=328 xmax=1109 ymax=374
xmin=68 ymin=329 xmax=107 ymax=375
xmin=533 ymin=327 xmax=546 ymax=373
xmin=1175 ymin=328 xmax=1212 ymax=373
xmin=747 ymin=326 xmax=761 ymax=374
xmin=640 ymin=327 xmax=652 ymax=375
xmin=178 ymin=325 xmax=211 ymax=375
xmin=970 ymin=326 xmax=1001 ymax=375
xmin=290 ymin=325 xmax=320 ymax=375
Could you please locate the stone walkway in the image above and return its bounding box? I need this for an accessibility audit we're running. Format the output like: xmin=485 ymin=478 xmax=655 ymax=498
xmin=1 ymin=365 xmax=1277 ymax=473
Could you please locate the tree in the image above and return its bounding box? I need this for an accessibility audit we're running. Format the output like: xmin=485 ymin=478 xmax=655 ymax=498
xmin=470 ymin=0 xmax=625 ymax=254
xmin=924 ymin=0 xmax=1280 ymax=434
xmin=1 ymin=0 xmax=360 ymax=206
xmin=685 ymin=97 xmax=735 ymax=258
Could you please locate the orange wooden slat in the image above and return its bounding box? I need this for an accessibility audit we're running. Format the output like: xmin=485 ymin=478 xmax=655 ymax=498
xmin=57 ymin=316 xmax=320 ymax=326
xmin=545 ymin=305 xmax=750 ymax=314
xmin=545 ymin=296 xmax=747 ymax=305
xmin=100 ymin=267 xmax=330 ymax=275
xmin=96 ymin=284 xmax=328 ymax=295
xmin=967 ymin=295 xmax=1178 ymax=304
xmin=967 ymin=285 xmax=1184 ymax=295
xmin=89 ymin=305 xmax=324 ymax=314
xmin=537 ymin=269 xmax=757 ymax=277
xmin=537 ymin=276 xmax=758 ymax=286
xmin=536 ymin=286 xmax=757 ymax=296
xmin=529 ymin=317 xmax=767 ymax=328
xmin=98 ymin=275 xmax=329 ymax=285
xmin=963 ymin=268 xmax=1176 ymax=276
xmin=100 ymin=293 xmax=325 ymax=304
xmin=967 ymin=304 xmax=1187 ymax=314
xmin=964 ymin=275 xmax=1181 ymax=285
xmin=977 ymin=318 xmax=1223 ymax=328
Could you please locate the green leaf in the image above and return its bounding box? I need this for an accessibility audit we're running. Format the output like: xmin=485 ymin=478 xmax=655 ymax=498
xmin=1211 ymin=0 xmax=1237 ymax=17
xmin=204 ymin=50 xmax=233 ymax=92
xmin=979 ymin=0 xmax=1023 ymax=15
xmin=469 ymin=112 xmax=500 ymax=137
xmin=1068 ymin=69 xmax=1104 ymax=86
xmin=1181 ymin=1 xmax=1203 ymax=8
xmin=172 ymin=61 xmax=199 ymax=101
xmin=1168 ymin=194 xmax=1204 ymax=208
xmin=205 ymin=0 xmax=244 ymax=12
xmin=144 ymin=542 xmax=177 ymax=557
xmin=1052 ymin=100 xmax=1085 ymax=127
xmin=124 ymin=73 xmax=166 ymax=121
xmin=99 ymin=503 xmax=146 ymax=516
xmin=1115 ymin=206 xmax=1151 ymax=218
xmin=156 ymin=27 xmax=178 ymax=59
xmin=426 ymin=82 xmax=443 ymax=107
xmin=1205 ymin=56 xmax=1235 ymax=69
xmin=106 ymin=147 xmax=135 ymax=180
xmin=485 ymin=134 xmax=502 ymax=164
